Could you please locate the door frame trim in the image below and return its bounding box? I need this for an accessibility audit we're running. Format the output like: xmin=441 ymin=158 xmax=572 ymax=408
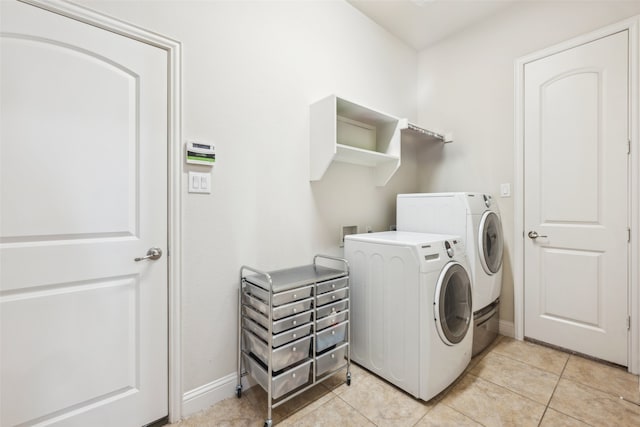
xmin=514 ymin=16 xmax=639 ymax=373
xmin=18 ymin=0 xmax=184 ymax=420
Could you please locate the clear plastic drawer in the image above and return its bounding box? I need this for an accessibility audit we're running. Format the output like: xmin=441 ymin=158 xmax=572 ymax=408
xmin=244 ymin=281 xmax=314 ymax=307
xmin=243 ymin=329 xmax=312 ymax=372
xmin=243 ymin=353 xmax=312 ymax=400
xmin=316 ymin=276 xmax=348 ymax=295
xmin=242 ymin=304 xmax=312 ymax=334
xmin=242 ymin=317 xmax=312 ymax=348
xmin=316 ymin=298 xmax=349 ymax=319
xmin=316 ymin=288 xmax=348 ymax=306
xmin=243 ymin=292 xmax=313 ymax=321
xmin=316 ymin=343 xmax=348 ymax=377
xmin=316 ymin=320 xmax=348 ymax=353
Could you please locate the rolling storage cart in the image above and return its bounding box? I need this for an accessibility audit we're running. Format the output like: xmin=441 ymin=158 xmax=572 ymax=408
xmin=236 ymin=255 xmax=351 ymax=427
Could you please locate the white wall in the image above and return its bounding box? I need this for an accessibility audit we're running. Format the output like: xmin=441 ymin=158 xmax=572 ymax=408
xmin=78 ymin=0 xmax=419 ymax=408
xmin=64 ymin=0 xmax=640 ymax=415
xmin=416 ymin=1 xmax=640 ymax=328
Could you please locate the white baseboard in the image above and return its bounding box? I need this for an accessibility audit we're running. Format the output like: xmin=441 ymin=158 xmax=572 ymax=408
xmin=499 ymin=320 xmax=515 ymax=338
xmin=182 ymin=372 xmax=253 ymax=418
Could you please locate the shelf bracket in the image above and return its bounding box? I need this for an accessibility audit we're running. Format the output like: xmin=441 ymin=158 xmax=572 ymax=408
xmin=399 ymin=119 xmax=453 ymax=143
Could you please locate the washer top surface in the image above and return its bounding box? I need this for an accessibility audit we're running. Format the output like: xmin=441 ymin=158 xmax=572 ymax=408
xmin=344 ymin=231 xmax=460 ymax=246
xmin=398 ymin=192 xmax=462 ymax=198
xmin=398 ymin=191 xmax=485 ymax=198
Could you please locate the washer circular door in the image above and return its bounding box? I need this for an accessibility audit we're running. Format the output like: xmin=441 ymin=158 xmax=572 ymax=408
xmin=434 ymin=262 xmax=472 ymax=345
xmin=478 ymin=211 xmax=504 ymax=275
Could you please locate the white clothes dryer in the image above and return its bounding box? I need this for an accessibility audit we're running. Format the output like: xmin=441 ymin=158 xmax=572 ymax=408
xmin=396 ymin=193 xmax=504 ymax=356
xmin=344 ymin=231 xmax=473 ymax=401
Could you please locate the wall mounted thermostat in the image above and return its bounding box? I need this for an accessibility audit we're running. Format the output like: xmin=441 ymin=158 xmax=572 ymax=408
xmin=185 ymin=141 xmax=215 ymax=166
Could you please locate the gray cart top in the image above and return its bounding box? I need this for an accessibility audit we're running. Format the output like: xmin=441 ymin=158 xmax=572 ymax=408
xmin=244 ymin=264 xmax=347 ymax=293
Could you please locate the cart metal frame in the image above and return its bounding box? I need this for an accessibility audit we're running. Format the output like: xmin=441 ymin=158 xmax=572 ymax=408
xmin=236 ymin=255 xmax=351 ymax=427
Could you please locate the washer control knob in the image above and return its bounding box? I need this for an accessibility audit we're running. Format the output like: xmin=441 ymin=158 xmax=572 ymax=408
xmin=444 ymin=241 xmax=454 ymax=258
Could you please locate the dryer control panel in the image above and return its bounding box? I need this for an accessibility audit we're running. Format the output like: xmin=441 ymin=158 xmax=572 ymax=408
xmin=418 ymin=238 xmax=465 ymax=272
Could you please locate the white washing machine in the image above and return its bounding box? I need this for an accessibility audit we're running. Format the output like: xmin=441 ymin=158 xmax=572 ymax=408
xmin=344 ymin=231 xmax=473 ymax=401
xmin=396 ymin=193 xmax=504 ymax=356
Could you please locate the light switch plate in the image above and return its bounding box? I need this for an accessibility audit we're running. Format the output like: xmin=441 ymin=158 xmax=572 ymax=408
xmin=500 ymin=183 xmax=511 ymax=198
xmin=189 ymin=172 xmax=210 ymax=194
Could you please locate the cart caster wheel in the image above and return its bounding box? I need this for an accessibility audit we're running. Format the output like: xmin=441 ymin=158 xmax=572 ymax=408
xmin=264 ymin=420 xmax=272 ymax=427
xmin=235 ymin=385 xmax=242 ymax=398
xmin=346 ymin=372 xmax=352 ymax=386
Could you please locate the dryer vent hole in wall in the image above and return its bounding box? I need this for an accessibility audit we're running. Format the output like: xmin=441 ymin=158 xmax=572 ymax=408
xmin=340 ymin=225 xmax=358 ymax=247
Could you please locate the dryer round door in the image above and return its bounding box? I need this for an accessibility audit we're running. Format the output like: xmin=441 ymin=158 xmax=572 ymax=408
xmin=434 ymin=262 xmax=472 ymax=345
xmin=478 ymin=210 xmax=504 ymax=275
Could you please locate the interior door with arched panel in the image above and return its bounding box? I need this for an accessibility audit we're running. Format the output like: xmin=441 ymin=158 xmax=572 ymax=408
xmin=523 ymin=30 xmax=629 ymax=366
xmin=0 ymin=1 xmax=168 ymax=425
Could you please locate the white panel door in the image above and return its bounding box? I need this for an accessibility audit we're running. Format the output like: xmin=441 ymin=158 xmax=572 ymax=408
xmin=0 ymin=1 xmax=168 ymax=425
xmin=523 ymin=31 xmax=629 ymax=365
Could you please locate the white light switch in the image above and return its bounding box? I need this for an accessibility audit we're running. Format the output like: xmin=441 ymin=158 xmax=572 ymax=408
xmin=188 ymin=172 xmax=211 ymax=194
xmin=500 ymin=183 xmax=511 ymax=198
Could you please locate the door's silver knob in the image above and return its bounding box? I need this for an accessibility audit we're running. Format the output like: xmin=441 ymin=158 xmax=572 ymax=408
xmin=527 ymin=231 xmax=548 ymax=239
xmin=135 ymin=247 xmax=162 ymax=261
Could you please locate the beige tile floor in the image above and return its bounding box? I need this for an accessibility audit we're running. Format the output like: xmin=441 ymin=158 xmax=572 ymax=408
xmin=171 ymin=336 xmax=640 ymax=426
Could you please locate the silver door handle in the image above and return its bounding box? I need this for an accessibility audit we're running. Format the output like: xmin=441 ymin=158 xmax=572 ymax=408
xmin=135 ymin=247 xmax=162 ymax=261
xmin=527 ymin=231 xmax=548 ymax=239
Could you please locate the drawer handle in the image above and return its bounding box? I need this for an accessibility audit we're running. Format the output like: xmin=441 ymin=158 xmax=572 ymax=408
xmin=332 ymin=295 xmax=336 ymax=300
xmin=331 ymin=331 xmax=336 ymax=335
xmin=292 ymin=347 xmax=297 ymax=352
xmin=292 ymin=333 xmax=297 ymax=339
xmin=292 ymin=320 xmax=297 ymax=326
xmin=292 ymin=294 xmax=297 ymax=299
xmin=293 ymin=308 xmax=297 ymax=314
xmin=292 ymin=373 xmax=296 ymax=378
xmin=331 ymin=284 xmax=336 ymax=289
xmin=331 ymin=308 xmax=336 ymax=313
xmin=331 ymin=354 xmax=335 ymax=359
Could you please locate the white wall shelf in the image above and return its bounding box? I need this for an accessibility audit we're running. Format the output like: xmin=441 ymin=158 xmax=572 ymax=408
xmin=310 ymin=94 xmax=451 ymax=186
xmin=310 ymin=95 xmax=402 ymax=186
